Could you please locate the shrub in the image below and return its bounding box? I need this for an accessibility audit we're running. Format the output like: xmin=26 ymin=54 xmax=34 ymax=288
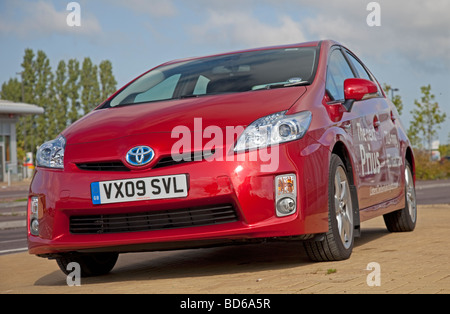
xmin=414 ymin=150 xmax=450 ymax=180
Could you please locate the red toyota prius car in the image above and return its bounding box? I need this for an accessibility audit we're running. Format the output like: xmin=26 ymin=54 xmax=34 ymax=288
xmin=28 ymin=40 xmax=417 ymax=276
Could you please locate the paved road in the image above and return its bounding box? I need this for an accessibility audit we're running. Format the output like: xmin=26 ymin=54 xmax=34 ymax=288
xmin=416 ymin=180 xmax=450 ymax=205
xmin=0 ymin=182 xmax=29 ymax=255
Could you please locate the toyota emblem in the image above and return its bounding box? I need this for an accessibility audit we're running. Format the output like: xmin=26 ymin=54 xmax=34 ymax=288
xmin=126 ymin=146 xmax=154 ymax=166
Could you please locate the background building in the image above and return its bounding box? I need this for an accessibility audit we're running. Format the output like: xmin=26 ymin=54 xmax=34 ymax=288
xmin=0 ymin=99 xmax=44 ymax=182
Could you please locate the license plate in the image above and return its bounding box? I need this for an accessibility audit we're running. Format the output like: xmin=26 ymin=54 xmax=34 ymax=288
xmin=91 ymin=174 xmax=188 ymax=205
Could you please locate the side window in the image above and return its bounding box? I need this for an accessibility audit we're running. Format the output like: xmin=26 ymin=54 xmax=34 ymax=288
xmin=193 ymin=75 xmax=211 ymax=95
xmin=345 ymin=52 xmax=372 ymax=81
xmin=326 ymin=49 xmax=355 ymax=101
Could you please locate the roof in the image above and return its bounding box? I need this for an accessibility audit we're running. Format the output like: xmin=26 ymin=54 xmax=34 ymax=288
xmin=0 ymin=99 xmax=44 ymax=115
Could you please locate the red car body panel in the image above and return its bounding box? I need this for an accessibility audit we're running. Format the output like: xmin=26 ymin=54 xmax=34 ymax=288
xmin=28 ymin=40 xmax=414 ymax=256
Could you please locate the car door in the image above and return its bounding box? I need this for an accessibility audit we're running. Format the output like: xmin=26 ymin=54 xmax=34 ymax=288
xmin=343 ymin=50 xmax=403 ymax=203
xmin=325 ymin=47 xmax=391 ymax=209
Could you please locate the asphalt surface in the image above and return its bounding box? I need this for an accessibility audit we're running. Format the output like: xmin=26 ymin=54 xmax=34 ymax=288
xmin=415 ymin=180 xmax=450 ymax=205
xmin=0 ymin=181 xmax=28 ymax=255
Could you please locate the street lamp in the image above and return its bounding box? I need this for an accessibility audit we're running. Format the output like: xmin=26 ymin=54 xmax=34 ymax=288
xmin=391 ymin=88 xmax=399 ymax=100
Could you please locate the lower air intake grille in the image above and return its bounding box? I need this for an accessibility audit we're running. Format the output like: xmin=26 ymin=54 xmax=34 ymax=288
xmin=77 ymin=161 xmax=130 ymax=172
xmin=70 ymin=204 xmax=238 ymax=234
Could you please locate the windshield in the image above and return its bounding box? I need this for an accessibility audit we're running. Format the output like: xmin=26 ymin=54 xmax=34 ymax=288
xmin=107 ymin=47 xmax=318 ymax=108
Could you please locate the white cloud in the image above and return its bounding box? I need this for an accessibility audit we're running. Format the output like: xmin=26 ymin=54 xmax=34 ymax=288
xmin=108 ymin=0 xmax=178 ymax=18
xmin=190 ymin=10 xmax=307 ymax=48
xmin=0 ymin=0 xmax=102 ymax=38
xmin=183 ymin=0 xmax=448 ymax=71
xmin=295 ymin=0 xmax=450 ymax=71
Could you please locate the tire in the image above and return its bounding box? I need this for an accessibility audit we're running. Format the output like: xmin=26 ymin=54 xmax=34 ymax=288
xmin=304 ymin=154 xmax=354 ymax=261
xmin=383 ymin=161 xmax=417 ymax=232
xmin=56 ymin=252 xmax=119 ymax=277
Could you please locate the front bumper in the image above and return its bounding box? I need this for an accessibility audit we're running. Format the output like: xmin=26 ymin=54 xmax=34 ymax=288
xmin=28 ymin=137 xmax=330 ymax=256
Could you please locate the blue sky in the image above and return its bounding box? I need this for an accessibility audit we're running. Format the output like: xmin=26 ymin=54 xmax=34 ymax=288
xmin=1 ymin=0 xmax=449 ymax=144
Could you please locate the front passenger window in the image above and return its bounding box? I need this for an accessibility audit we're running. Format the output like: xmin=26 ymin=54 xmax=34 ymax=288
xmin=345 ymin=52 xmax=372 ymax=81
xmin=326 ymin=49 xmax=355 ymax=101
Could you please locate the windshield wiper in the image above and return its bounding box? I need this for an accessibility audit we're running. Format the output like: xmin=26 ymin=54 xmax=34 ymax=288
xmin=252 ymin=79 xmax=310 ymax=91
xmin=265 ymin=80 xmax=310 ymax=89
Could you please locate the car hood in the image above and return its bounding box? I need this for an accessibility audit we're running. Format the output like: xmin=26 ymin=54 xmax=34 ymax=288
xmin=63 ymin=87 xmax=306 ymax=145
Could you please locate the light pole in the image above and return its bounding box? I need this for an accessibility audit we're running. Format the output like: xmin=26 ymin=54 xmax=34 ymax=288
xmin=391 ymin=88 xmax=399 ymax=100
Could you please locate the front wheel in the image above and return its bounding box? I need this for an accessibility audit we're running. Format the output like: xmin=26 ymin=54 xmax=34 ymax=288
xmin=304 ymin=154 xmax=354 ymax=261
xmin=56 ymin=252 xmax=119 ymax=277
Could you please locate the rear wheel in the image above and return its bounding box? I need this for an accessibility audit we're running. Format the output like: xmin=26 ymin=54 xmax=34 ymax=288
xmin=304 ymin=154 xmax=354 ymax=261
xmin=383 ymin=161 xmax=417 ymax=232
xmin=56 ymin=252 xmax=119 ymax=277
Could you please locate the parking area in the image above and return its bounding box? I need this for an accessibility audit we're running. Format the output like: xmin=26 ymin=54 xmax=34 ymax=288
xmin=1 ymin=203 xmax=449 ymax=294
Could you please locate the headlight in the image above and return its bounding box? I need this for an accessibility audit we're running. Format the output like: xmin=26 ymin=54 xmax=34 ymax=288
xmin=36 ymin=135 xmax=66 ymax=169
xmin=234 ymin=111 xmax=312 ymax=152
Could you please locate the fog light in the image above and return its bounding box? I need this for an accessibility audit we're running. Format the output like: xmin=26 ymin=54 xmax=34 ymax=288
xmin=277 ymin=197 xmax=296 ymax=215
xmin=275 ymin=174 xmax=297 ymax=217
xmin=29 ymin=196 xmax=40 ymax=236
xmin=30 ymin=218 xmax=39 ymax=236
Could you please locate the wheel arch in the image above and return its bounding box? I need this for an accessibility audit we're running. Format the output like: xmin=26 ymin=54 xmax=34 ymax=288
xmin=331 ymin=140 xmax=361 ymax=236
xmin=405 ymin=146 xmax=415 ymax=181
xmin=331 ymin=141 xmax=355 ymax=185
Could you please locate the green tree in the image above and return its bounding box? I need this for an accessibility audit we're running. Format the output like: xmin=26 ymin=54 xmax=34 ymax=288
xmin=54 ymin=60 xmax=69 ymax=135
xmin=1 ymin=78 xmax=22 ymax=102
xmin=21 ymin=49 xmax=36 ymax=104
xmin=407 ymin=85 xmax=446 ymax=150
xmin=80 ymin=57 xmax=100 ymax=114
xmin=99 ymin=60 xmax=117 ymax=101
xmin=20 ymin=49 xmax=37 ymax=154
xmin=383 ymin=83 xmax=403 ymax=115
xmin=66 ymin=59 xmax=81 ymax=124
xmin=34 ymin=50 xmax=55 ymax=144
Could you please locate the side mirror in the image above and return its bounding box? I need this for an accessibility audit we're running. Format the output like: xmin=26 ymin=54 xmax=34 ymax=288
xmin=343 ymin=78 xmax=378 ymax=111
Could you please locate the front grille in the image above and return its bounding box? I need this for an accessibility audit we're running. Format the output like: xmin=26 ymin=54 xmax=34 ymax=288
xmin=70 ymin=204 xmax=238 ymax=234
xmin=75 ymin=149 xmax=215 ymax=172
xmin=77 ymin=161 xmax=130 ymax=172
